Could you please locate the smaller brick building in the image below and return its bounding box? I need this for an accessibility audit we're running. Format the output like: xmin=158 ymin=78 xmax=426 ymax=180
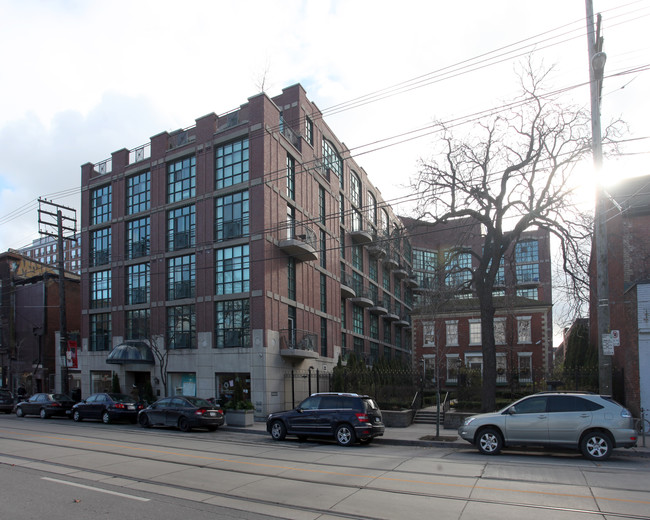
xmin=590 ymin=174 xmax=650 ymax=415
xmin=0 ymin=251 xmax=80 ymax=393
xmin=402 ymin=216 xmax=553 ymax=391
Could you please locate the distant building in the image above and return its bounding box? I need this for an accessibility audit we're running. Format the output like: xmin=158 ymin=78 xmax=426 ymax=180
xmin=0 ymin=250 xmax=80 ymax=393
xmin=19 ymin=234 xmax=82 ymax=274
xmin=78 ymin=84 xmax=414 ymax=417
xmin=402 ymin=216 xmax=553 ymax=390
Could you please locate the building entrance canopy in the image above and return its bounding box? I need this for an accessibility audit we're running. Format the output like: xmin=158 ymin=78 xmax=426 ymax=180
xmin=106 ymin=341 xmax=155 ymax=365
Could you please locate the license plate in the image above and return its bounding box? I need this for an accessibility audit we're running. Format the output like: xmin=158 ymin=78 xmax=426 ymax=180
xmin=208 ymin=412 xmax=216 ymax=417
xmin=128 ymin=405 xmax=135 ymax=410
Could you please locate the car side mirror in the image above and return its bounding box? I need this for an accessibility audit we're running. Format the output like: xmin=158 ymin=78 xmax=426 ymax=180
xmin=296 ymin=407 xmax=303 ymax=413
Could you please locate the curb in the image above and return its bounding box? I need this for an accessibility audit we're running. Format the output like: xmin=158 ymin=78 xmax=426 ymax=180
xmin=222 ymin=426 xmax=650 ymax=458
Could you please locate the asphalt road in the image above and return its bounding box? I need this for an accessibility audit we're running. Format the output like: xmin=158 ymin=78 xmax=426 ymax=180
xmin=1 ymin=414 xmax=649 ymax=520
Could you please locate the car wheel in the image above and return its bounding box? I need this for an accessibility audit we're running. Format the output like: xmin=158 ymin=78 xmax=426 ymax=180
xmin=16 ymin=407 xmax=24 ymax=418
xmin=138 ymin=413 xmax=151 ymax=428
xmin=102 ymin=411 xmax=111 ymax=424
xmin=581 ymin=431 xmax=613 ymax=461
xmin=73 ymin=410 xmax=82 ymax=422
xmin=177 ymin=417 xmax=191 ymax=432
xmin=335 ymin=424 xmax=356 ymax=446
xmin=40 ymin=408 xmax=48 ymax=419
xmin=270 ymin=420 xmax=287 ymax=441
xmin=476 ymin=428 xmax=503 ymax=455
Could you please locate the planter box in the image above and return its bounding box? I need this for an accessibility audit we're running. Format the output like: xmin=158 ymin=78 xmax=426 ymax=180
xmin=381 ymin=409 xmax=414 ymax=428
xmin=225 ymin=409 xmax=254 ymax=427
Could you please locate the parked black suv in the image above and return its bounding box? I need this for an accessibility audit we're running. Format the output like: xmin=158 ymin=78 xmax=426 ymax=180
xmin=266 ymin=392 xmax=385 ymax=446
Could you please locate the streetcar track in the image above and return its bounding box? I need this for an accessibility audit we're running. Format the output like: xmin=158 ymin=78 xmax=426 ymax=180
xmin=2 ymin=423 xmax=650 ymax=520
xmin=4 ymin=451 xmax=650 ymax=520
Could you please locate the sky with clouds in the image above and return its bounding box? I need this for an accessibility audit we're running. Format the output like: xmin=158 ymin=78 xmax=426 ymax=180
xmin=0 ymin=0 xmax=648 ymax=338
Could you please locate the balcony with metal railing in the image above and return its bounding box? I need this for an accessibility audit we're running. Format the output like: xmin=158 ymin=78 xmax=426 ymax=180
xmin=279 ymin=329 xmax=319 ymax=360
xmin=367 ymin=231 xmax=388 ymax=258
xmin=279 ymin=225 xmax=318 ymax=262
xmin=348 ymin=215 xmax=373 ymax=245
xmin=349 ymin=282 xmax=374 ymax=308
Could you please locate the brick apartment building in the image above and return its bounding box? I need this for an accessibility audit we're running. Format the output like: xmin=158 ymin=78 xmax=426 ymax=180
xmin=402 ymin=216 xmax=553 ymax=390
xmin=590 ymin=174 xmax=650 ymax=415
xmin=20 ymin=233 xmax=82 ymax=274
xmin=78 ymin=84 xmax=413 ymax=418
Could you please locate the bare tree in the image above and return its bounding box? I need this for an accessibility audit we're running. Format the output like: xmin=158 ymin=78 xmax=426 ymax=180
xmin=412 ymin=61 xmax=620 ymax=412
xmin=145 ymin=336 xmax=170 ymax=397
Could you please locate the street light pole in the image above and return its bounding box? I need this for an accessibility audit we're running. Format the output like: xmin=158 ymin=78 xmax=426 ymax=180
xmin=586 ymin=0 xmax=612 ymax=396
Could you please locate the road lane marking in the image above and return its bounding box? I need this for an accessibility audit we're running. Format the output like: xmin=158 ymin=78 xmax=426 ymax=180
xmin=42 ymin=477 xmax=150 ymax=502
xmin=3 ymin=430 xmax=647 ymax=508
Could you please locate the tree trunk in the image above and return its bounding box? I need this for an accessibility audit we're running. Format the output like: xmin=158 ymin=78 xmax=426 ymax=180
xmin=477 ymin=287 xmax=497 ymax=412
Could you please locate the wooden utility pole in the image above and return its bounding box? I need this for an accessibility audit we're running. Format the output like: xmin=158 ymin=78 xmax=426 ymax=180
xmin=585 ymin=0 xmax=612 ymax=395
xmin=37 ymin=198 xmax=76 ymax=394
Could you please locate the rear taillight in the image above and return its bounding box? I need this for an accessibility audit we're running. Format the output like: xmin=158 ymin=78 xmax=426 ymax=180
xmin=50 ymin=403 xmax=61 ymax=407
xmin=355 ymin=413 xmax=369 ymax=423
xmin=114 ymin=403 xmax=126 ymax=409
xmin=195 ymin=408 xmax=207 ymax=416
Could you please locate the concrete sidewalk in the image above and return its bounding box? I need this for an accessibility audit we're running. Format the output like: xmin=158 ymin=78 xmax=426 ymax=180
xmin=223 ymin=419 xmax=650 ymax=458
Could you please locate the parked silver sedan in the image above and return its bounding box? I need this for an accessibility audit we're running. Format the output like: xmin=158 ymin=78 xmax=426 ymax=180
xmin=458 ymin=392 xmax=637 ymax=460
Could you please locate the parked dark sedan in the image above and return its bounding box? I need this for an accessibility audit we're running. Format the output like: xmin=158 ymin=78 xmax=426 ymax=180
xmin=0 ymin=389 xmax=14 ymax=414
xmin=15 ymin=393 xmax=75 ymax=419
xmin=138 ymin=396 xmax=224 ymax=432
xmin=72 ymin=393 xmax=144 ymax=424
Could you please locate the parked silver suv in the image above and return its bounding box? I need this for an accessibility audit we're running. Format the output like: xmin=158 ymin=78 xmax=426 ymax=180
xmin=458 ymin=392 xmax=637 ymax=460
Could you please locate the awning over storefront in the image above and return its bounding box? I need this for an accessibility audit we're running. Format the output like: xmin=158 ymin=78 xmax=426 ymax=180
xmin=106 ymin=341 xmax=155 ymax=365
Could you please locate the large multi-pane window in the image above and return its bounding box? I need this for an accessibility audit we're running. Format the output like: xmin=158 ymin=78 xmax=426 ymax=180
xmin=352 ymin=208 xmax=362 ymax=232
xmin=91 ymin=227 xmax=111 ymax=266
xmin=167 ymin=205 xmax=195 ymax=251
xmin=287 ymin=155 xmax=295 ymax=200
xmin=127 ymin=263 xmax=149 ymax=304
xmin=216 ymin=138 xmax=249 ymax=189
xmin=469 ymin=320 xmax=482 ymax=345
xmin=494 ymin=318 xmax=506 ymax=345
xmin=516 ymin=240 xmax=539 ymax=263
xmin=305 ymin=116 xmax=313 ymax=146
xmin=369 ymin=314 xmax=379 ymax=339
xmin=515 ymin=240 xmax=540 ymax=283
xmin=216 ymin=245 xmax=249 ymax=294
xmin=127 ymin=171 xmax=150 ymax=214
xmin=352 ymin=245 xmax=363 ymax=271
xmin=381 ymin=209 xmax=389 ymax=234
xmin=350 ymin=172 xmax=361 ymax=207
xmin=168 ymin=254 xmax=195 ymax=300
xmin=167 ymin=305 xmax=196 ymax=349
xmin=320 ymin=317 xmax=327 ymax=356
xmin=322 ymin=139 xmax=342 ymax=188
xmin=339 ymin=193 xmax=345 ymax=225
xmin=125 ymin=309 xmax=149 ymax=340
xmin=446 ymin=355 xmax=460 ymax=382
xmin=319 ymin=185 xmax=326 ymax=224
xmin=367 ymin=191 xmax=377 ymax=226
xmin=320 ymin=229 xmax=327 ymax=269
xmin=287 ymin=257 xmax=296 ymax=300
xmin=216 ymin=190 xmax=249 ymax=241
xmin=126 ymin=217 xmax=150 ymax=259
xmin=516 ymin=263 xmax=540 ymax=284
xmin=215 ymin=299 xmax=250 ymax=348
xmin=445 ymin=250 xmax=472 ymax=288
xmin=320 ymin=273 xmax=327 ymax=312
xmin=91 ymin=185 xmax=111 ymax=225
xmin=517 ymin=316 xmax=532 ymax=344
xmin=518 ymin=353 xmax=533 ymax=382
xmin=168 ymin=156 xmax=196 ymax=203
xmin=369 ymin=258 xmax=378 ymax=282
xmin=353 ymin=305 xmax=364 ymax=335
xmin=339 ymin=227 xmax=345 ymax=258
xmin=90 ymin=270 xmax=111 ymax=309
xmin=89 ymin=313 xmax=111 ymax=351
xmin=517 ymin=288 xmax=539 ymax=300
